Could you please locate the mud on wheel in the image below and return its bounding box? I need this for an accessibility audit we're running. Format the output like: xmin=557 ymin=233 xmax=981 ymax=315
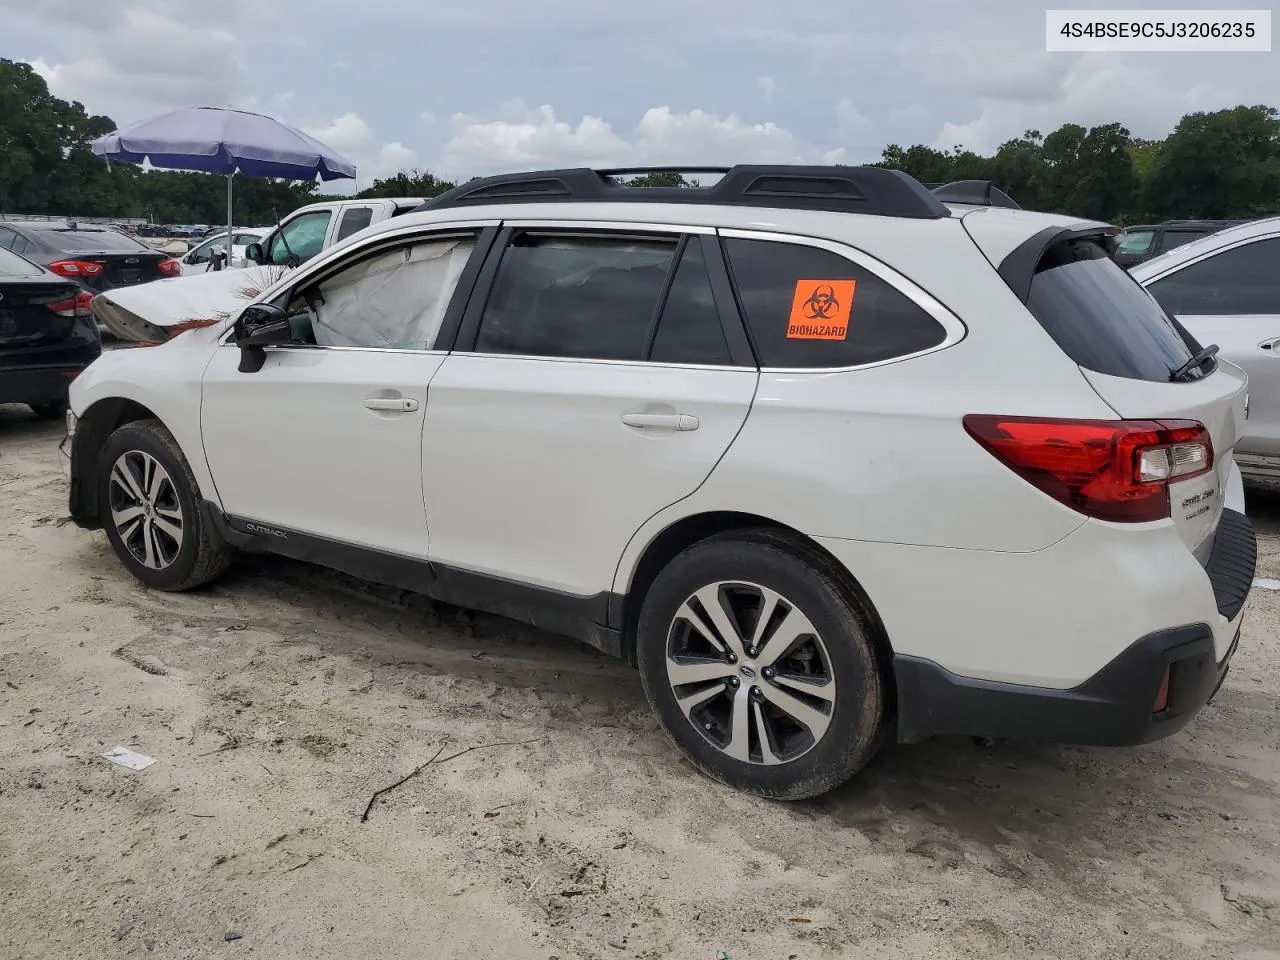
xmin=98 ymin=419 xmax=233 ymax=591
xmin=636 ymin=530 xmax=886 ymax=800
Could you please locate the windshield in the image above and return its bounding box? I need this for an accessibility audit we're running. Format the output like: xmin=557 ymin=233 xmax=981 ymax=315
xmin=1116 ymin=230 xmax=1153 ymax=256
xmin=1025 ymin=238 xmax=1197 ymax=382
xmin=29 ymin=228 xmax=150 ymax=253
xmin=0 ymin=246 xmax=43 ymax=277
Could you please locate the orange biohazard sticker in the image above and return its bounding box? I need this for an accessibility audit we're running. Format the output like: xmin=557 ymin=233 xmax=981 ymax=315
xmin=786 ymin=279 xmax=855 ymax=340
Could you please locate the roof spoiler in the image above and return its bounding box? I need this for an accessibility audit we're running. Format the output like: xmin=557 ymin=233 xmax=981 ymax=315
xmin=931 ymin=180 xmax=1021 ymax=210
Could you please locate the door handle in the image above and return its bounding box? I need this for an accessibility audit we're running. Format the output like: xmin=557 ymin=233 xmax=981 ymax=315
xmin=1259 ymin=338 xmax=1280 ymax=352
xmin=621 ymin=412 xmax=700 ymax=431
xmin=364 ymin=397 xmax=419 ymax=412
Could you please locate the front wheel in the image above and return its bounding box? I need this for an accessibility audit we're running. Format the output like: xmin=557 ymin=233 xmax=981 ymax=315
xmin=636 ymin=530 xmax=886 ymax=800
xmin=98 ymin=419 xmax=233 ymax=591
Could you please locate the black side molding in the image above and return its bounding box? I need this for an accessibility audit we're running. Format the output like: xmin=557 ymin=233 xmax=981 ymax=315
xmin=206 ymin=506 xmax=625 ymax=659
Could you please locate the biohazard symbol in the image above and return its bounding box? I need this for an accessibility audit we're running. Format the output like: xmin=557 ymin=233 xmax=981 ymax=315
xmin=787 ymin=279 xmax=855 ymax=340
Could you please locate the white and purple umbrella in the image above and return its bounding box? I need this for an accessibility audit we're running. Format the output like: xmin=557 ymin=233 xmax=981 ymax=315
xmin=91 ymin=106 xmax=356 ymax=266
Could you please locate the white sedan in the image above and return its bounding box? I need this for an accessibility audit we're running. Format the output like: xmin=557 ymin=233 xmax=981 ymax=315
xmin=178 ymin=229 xmax=269 ymax=276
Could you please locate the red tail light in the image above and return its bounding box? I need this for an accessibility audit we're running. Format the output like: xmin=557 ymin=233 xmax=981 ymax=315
xmin=157 ymin=258 xmax=182 ymax=276
xmin=48 ymin=259 xmax=104 ymax=278
xmin=46 ymin=291 xmax=95 ymax=317
xmin=963 ymin=416 xmax=1214 ymax=523
xmin=1153 ymin=667 xmax=1171 ymax=713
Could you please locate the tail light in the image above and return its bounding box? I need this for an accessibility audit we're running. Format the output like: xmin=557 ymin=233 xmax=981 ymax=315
xmin=46 ymin=291 xmax=94 ymax=317
xmin=963 ymin=416 xmax=1214 ymax=523
xmin=157 ymin=258 xmax=182 ymax=276
xmin=48 ymin=259 xmax=104 ymax=278
xmin=1153 ymin=667 xmax=1171 ymax=713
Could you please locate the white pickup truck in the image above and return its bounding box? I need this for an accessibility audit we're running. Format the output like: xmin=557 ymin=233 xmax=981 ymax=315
xmin=243 ymin=197 xmax=425 ymax=268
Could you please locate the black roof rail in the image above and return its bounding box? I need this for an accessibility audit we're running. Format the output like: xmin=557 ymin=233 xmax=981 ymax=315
xmin=416 ymin=165 xmax=951 ymax=219
xmin=931 ymin=180 xmax=1021 ymax=210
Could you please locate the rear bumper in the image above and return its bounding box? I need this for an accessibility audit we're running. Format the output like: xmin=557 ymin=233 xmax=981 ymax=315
xmin=893 ymin=509 xmax=1255 ymax=746
xmin=0 ymin=363 xmax=90 ymax=406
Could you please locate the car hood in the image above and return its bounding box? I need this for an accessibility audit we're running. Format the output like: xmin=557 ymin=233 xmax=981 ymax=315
xmin=91 ymin=264 xmax=293 ymax=341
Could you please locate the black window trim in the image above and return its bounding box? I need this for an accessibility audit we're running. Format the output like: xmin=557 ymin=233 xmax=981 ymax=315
xmin=447 ymin=220 xmax=756 ymax=367
xmin=219 ymin=221 xmax=500 ymax=352
xmin=1139 ymin=230 xmax=1280 ymax=296
xmin=718 ymin=227 xmax=968 ymax=372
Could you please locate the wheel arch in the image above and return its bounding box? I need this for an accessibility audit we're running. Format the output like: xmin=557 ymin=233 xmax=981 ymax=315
xmin=69 ymin=398 xmax=168 ymax=528
xmin=617 ymin=511 xmax=896 ymax=702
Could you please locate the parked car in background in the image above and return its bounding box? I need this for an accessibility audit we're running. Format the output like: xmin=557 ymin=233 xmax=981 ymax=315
xmin=1132 ymin=216 xmax=1280 ymax=479
xmin=178 ymin=228 xmax=270 ymax=275
xmin=65 ymin=164 xmax=1252 ymax=799
xmin=1115 ymin=219 xmax=1252 ymax=269
xmin=242 ymin=197 xmax=424 ymax=269
xmin=0 ymin=221 xmax=181 ymax=292
xmin=0 ymin=245 xmax=100 ymax=419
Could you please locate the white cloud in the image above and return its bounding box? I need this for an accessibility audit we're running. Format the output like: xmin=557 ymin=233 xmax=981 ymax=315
xmin=373 ymin=142 xmax=419 ymax=177
xmin=436 ymin=102 xmax=843 ymax=177
xmin=304 ymin=113 xmax=375 ymax=154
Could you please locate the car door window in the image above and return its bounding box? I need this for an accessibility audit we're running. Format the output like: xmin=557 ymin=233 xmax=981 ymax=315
xmin=282 ymin=233 xmax=478 ymax=350
xmin=1148 ymin=237 xmax=1280 ymax=315
xmin=187 ymin=238 xmax=216 ymax=263
xmin=474 ymin=233 xmax=677 ymax=361
xmin=269 ymin=211 xmax=332 ymax=264
xmin=0 ymin=227 xmax=15 ymax=250
xmin=723 ymin=237 xmax=948 ymax=368
xmin=1117 ymin=230 xmax=1153 ymax=256
xmin=335 ymin=207 xmax=375 ymax=242
xmin=1157 ymin=229 xmax=1205 ymax=254
xmin=649 ymin=240 xmax=732 ymax=365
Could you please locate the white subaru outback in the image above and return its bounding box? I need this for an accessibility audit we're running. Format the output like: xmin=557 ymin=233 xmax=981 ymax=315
xmin=64 ymin=166 xmax=1255 ymax=800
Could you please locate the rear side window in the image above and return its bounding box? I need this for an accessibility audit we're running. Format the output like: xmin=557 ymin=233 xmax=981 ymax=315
xmin=650 ymin=240 xmax=731 ymax=365
xmin=1147 ymin=237 xmax=1280 ymax=316
xmin=0 ymin=246 xmax=41 ymax=276
xmin=28 ymin=228 xmax=147 ymax=253
xmin=1157 ymin=229 xmax=1204 ymax=253
xmin=475 ymin=233 xmax=676 ymax=361
xmin=722 ymin=237 xmax=947 ymax=368
xmin=1026 ymin=239 xmax=1194 ymax=382
xmin=1116 ymin=230 xmax=1153 ymax=256
xmin=335 ymin=206 xmax=375 ymax=242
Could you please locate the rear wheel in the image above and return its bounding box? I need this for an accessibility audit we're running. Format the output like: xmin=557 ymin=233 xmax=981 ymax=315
xmin=30 ymin=400 xmax=67 ymax=421
xmin=98 ymin=419 xmax=233 ymax=591
xmin=636 ymin=530 xmax=886 ymax=800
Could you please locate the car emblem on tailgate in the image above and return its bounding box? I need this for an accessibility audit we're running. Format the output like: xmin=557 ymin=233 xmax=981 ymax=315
xmin=124 ymin=257 xmax=139 ymax=264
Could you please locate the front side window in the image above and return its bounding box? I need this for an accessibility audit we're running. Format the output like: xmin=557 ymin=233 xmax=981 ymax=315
xmin=1157 ymin=229 xmax=1205 ymax=254
xmin=723 ymin=237 xmax=947 ymax=368
xmin=269 ymin=211 xmax=332 ymax=264
xmin=475 ymin=233 xmax=676 ymax=361
xmin=1147 ymin=237 xmax=1280 ymax=316
xmin=283 ymin=233 xmax=477 ymax=350
xmin=187 ymin=237 xmax=218 ymax=264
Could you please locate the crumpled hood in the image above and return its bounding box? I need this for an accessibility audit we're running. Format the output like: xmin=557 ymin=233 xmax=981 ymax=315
xmin=91 ymin=264 xmax=292 ymax=341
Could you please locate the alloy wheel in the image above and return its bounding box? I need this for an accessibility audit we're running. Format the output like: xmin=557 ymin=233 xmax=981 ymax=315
xmin=107 ymin=450 xmax=184 ymax=570
xmin=665 ymin=581 xmax=837 ymax=765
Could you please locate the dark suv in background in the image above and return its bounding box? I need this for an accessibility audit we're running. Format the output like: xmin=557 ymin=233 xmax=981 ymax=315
xmin=1114 ymin=219 xmax=1253 ymax=269
xmin=0 ymin=245 xmax=101 ymax=419
xmin=0 ymin=221 xmax=181 ymax=292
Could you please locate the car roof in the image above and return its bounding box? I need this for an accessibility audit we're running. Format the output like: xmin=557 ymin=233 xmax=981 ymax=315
xmin=1129 ymin=215 xmax=1280 ymax=280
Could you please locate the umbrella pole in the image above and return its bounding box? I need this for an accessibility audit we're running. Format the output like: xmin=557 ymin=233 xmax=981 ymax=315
xmin=225 ymin=172 xmax=234 ymax=270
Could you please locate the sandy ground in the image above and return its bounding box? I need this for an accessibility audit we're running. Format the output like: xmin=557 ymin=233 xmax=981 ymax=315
xmin=1 ymin=403 xmax=1278 ymax=960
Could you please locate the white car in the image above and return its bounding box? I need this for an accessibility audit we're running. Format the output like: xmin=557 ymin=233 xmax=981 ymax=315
xmin=63 ymin=166 xmax=1255 ymax=799
xmin=178 ymin=228 xmax=270 ymax=275
xmin=1130 ymin=216 xmax=1280 ymax=479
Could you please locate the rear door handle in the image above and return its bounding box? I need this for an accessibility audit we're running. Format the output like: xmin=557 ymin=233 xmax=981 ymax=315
xmin=1260 ymin=338 xmax=1280 ymax=352
xmin=621 ymin=412 xmax=700 ymax=431
xmin=364 ymin=397 xmax=419 ymax=412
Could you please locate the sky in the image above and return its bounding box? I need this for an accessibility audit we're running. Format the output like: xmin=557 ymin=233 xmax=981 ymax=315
xmin=1 ymin=0 xmax=1275 ymax=193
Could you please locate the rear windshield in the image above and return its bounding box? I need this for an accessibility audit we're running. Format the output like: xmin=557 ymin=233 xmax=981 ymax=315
xmin=27 ymin=228 xmax=149 ymax=254
xmin=1026 ymin=239 xmax=1196 ymax=382
xmin=0 ymin=246 xmax=42 ymax=277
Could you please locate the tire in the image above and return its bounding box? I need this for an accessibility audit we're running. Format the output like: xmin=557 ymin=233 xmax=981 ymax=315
xmin=98 ymin=419 xmax=233 ymax=591
xmin=30 ymin=400 xmax=67 ymax=421
xmin=636 ymin=529 xmax=886 ymax=800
